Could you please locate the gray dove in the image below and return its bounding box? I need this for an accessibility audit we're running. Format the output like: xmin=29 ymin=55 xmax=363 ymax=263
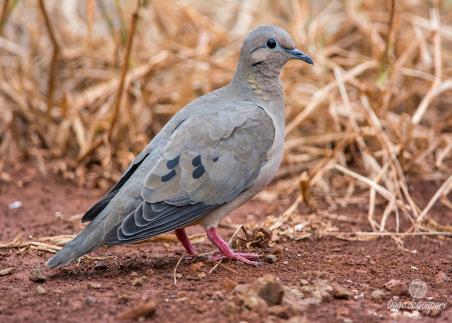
xmin=47 ymin=25 xmax=313 ymax=268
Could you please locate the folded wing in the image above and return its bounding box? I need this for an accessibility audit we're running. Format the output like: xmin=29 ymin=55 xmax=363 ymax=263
xmin=104 ymin=102 xmax=274 ymax=244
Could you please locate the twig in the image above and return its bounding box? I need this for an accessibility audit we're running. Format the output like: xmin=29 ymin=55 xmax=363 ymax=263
xmin=0 ymin=0 xmax=10 ymax=36
xmin=173 ymin=255 xmax=185 ymax=285
xmin=108 ymin=0 xmax=142 ymax=139
xmin=379 ymin=0 xmax=396 ymax=71
xmin=322 ymin=231 xmax=452 ymax=237
xmin=415 ymin=176 xmax=452 ymax=224
xmin=412 ymin=8 xmax=442 ymax=124
xmin=38 ymin=0 xmax=62 ymax=116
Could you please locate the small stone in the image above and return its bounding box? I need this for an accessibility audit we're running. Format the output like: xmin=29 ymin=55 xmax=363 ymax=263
xmin=175 ymin=273 xmax=183 ymax=279
xmin=429 ymin=307 xmax=443 ymax=317
xmin=84 ymin=296 xmax=96 ymax=306
xmin=331 ymin=282 xmax=352 ymax=299
xmin=384 ymin=279 xmax=408 ymax=296
xmin=264 ymin=254 xmax=278 ymax=263
xmin=197 ymin=272 xmax=206 ymax=279
xmin=94 ymin=261 xmax=107 ymax=270
xmin=211 ymin=291 xmax=224 ymax=301
xmin=188 ymin=262 xmax=204 ymax=272
xmin=88 ymin=282 xmax=102 ymax=289
xmin=256 ymin=276 xmax=284 ymax=306
xmin=0 ymin=267 xmax=14 ymax=276
xmin=118 ymin=294 xmax=133 ymax=304
xmin=270 ymin=245 xmax=284 ymax=255
xmin=29 ymin=267 xmax=46 ymax=283
xmin=300 ymin=279 xmax=309 ymax=286
xmin=300 ymin=279 xmax=333 ymax=302
xmin=221 ymin=300 xmax=238 ymax=315
xmin=131 ymin=276 xmax=147 ymax=287
xmin=8 ymin=201 xmax=22 ymax=209
xmin=36 ymin=285 xmax=47 ymax=295
xmin=268 ymin=305 xmax=295 ymax=319
xmin=283 ymin=261 xmax=289 ymax=265
xmin=371 ymin=289 xmax=386 ymax=301
xmin=434 ymin=271 xmax=447 ymax=284
xmin=232 ymin=275 xmax=284 ymax=312
xmin=222 ymin=278 xmax=238 ymax=292
xmin=71 ymin=300 xmax=83 ymax=310
xmin=118 ymin=300 xmax=156 ymax=320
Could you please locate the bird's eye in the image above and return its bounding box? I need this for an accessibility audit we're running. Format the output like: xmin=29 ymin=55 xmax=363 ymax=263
xmin=266 ymin=38 xmax=277 ymax=49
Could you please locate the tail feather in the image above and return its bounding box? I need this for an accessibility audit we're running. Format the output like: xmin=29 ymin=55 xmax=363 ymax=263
xmin=46 ymin=222 xmax=104 ymax=268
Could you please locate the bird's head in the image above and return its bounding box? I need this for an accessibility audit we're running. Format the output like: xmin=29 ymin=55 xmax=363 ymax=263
xmin=239 ymin=25 xmax=313 ymax=72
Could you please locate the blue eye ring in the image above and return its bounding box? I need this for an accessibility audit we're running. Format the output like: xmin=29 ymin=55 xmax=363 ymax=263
xmin=266 ymin=38 xmax=277 ymax=49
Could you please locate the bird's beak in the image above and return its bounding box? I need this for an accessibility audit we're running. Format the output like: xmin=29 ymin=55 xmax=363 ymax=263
xmin=286 ymin=48 xmax=314 ymax=65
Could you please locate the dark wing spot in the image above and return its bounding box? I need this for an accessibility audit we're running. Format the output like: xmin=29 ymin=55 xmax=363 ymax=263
xmin=161 ymin=169 xmax=176 ymax=182
xmin=192 ymin=155 xmax=202 ymax=167
xmin=192 ymin=165 xmax=205 ymax=179
xmin=166 ymin=155 xmax=180 ymax=169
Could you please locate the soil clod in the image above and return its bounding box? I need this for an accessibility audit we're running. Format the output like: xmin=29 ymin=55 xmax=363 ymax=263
xmin=29 ymin=267 xmax=46 ymax=283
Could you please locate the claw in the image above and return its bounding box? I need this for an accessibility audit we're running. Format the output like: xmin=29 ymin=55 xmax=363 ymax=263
xmin=206 ymin=227 xmax=261 ymax=266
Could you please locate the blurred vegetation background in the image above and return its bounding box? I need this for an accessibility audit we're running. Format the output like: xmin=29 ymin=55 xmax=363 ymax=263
xmin=0 ymin=0 xmax=451 ymax=238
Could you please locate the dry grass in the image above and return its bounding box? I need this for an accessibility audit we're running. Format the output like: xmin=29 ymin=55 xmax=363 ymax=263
xmin=0 ymin=0 xmax=451 ymax=245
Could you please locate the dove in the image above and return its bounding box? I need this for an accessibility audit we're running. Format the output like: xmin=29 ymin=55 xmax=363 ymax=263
xmin=47 ymin=25 xmax=313 ymax=268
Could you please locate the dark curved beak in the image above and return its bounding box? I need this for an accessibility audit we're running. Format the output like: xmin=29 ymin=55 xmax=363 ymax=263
xmin=286 ymin=48 xmax=314 ymax=65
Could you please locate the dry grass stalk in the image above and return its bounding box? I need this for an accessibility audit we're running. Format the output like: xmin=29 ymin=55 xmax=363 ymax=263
xmin=107 ymin=0 xmax=142 ymax=139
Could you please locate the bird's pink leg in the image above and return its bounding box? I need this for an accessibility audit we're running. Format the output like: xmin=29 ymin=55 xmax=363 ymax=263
xmin=206 ymin=227 xmax=260 ymax=266
xmin=175 ymin=228 xmax=197 ymax=256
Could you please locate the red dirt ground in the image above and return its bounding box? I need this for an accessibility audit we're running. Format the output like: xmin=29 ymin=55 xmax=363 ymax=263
xmin=0 ymin=164 xmax=450 ymax=322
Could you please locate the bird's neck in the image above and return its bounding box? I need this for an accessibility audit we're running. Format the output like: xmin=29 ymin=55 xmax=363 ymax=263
xmin=231 ymin=63 xmax=283 ymax=104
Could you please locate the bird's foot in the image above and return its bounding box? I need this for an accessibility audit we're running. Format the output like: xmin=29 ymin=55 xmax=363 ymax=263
xmin=206 ymin=226 xmax=260 ymax=266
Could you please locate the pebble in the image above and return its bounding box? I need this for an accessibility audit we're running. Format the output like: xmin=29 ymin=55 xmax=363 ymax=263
xmin=270 ymin=245 xmax=284 ymax=255
xmin=29 ymin=267 xmax=46 ymax=283
xmin=118 ymin=300 xmax=156 ymax=320
xmin=0 ymin=267 xmax=14 ymax=276
xmin=264 ymin=254 xmax=278 ymax=263
xmin=131 ymin=276 xmax=147 ymax=287
xmin=384 ymin=279 xmax=408 ymax=296
xmin=371 ymin=289 xmax=386 ymax=301
xmin=94 ymin=261 xmax=107 ymax=270
xmin=331 ymin=282 xmax=353 ymax=299
xmin=8 ymin=201 xmax=22 ymax=209
xmin=222 ymin=277 xmax=238 ymax=292
xmin=188 ymin=262 xmax=204 ymax=272
xmin=36 ymin=285 xmax=47 ymax=295
xmin=84 ymin=296 xmax=96 ymax=306
xmin=71 ymin=300 xmax=83 ymax=311
xmin=300 ymin=279 xmax=309 ymax=285
xmin=197 ymin=272 xmax=206 ymax=279
xmin=88 ymin=282 xmax=102 ymax=289
xmin=434 ymin=271 xmax=447 ymax=284
xmin=256 ymin=276 xmax=284 ymax=306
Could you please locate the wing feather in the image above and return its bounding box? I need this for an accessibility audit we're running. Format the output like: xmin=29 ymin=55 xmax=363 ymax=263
xmin=104 ymin=102 xmax=274 ymax=244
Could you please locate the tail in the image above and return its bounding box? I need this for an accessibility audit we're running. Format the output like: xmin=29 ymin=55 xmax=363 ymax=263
xmin=46 ymin=221 xmax=105 ymax=268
